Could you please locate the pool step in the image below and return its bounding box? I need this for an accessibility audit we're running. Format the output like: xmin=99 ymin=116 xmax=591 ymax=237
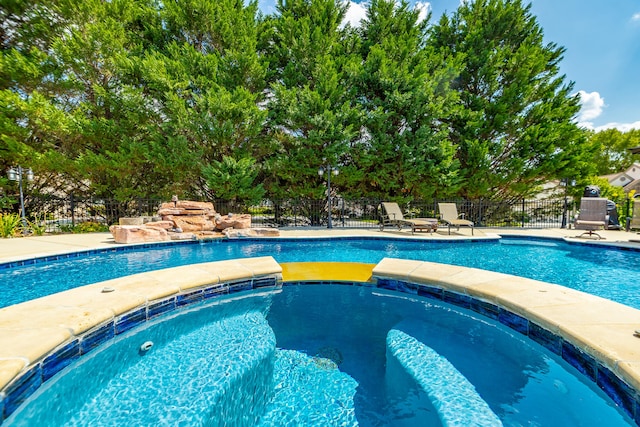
xmin=66 ymin=312 xmax=276 ymax=426
xmin=386 ymin=328 xmax=502 ymax=427
xmin=258 ymin=349 xmax=358 ymax=426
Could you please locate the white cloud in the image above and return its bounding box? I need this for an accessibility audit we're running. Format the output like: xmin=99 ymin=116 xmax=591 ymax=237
xmin=632 ymin=12 xmax=640 ymax=22
xmin=592 ymin=121 xmax=640 ymax=132
xmin=575 ymin=90 xmax=640 ymax=132
xmin=414 ymin=2 xmax=432 ymax=23
xmin=343 ymin=1 xmax=432 ymax=28
xmin=343 ymin=1 xmax=368 ymax=28
xmin=576 ymin=90 xmax=605 ymax=129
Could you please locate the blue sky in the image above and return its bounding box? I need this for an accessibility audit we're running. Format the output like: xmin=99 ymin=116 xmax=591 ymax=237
xmin=257 ymin=0 xmax=640 ymax=132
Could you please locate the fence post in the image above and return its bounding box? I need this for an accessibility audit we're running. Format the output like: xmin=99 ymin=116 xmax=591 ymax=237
xmin=521 ymin=199 xmax=525 ymax=228
xmin=70 ymin=194 xmax=76 ymax=227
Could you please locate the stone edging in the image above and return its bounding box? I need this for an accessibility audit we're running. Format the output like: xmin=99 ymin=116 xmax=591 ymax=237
xmin=0 ymin=256 xmax=282 ymax=421
xmin=2 ymin=257 xmax=640 ymax=424
xmin=372 ymin=257 xmax=640 ymax=423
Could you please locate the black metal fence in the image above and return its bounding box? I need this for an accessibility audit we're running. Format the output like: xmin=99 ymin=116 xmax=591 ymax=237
xmin=13 ymin=195 xmax=577 ymax=232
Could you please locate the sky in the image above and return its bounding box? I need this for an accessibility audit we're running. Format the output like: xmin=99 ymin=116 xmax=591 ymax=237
xmin=257 ymin=0 xmax=640 ymax=133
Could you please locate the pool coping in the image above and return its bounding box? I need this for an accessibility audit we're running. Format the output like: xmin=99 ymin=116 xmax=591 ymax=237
xmin=2 ymin=257 xmax=640 ymax=424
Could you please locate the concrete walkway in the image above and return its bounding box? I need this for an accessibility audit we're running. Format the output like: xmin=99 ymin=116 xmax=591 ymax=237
xmin=1 ymin=227 xmax=639 ymax=264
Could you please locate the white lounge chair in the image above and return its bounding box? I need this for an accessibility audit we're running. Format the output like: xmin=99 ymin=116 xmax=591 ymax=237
xmin=438 ymin=203 xmax=474 ymax=235
xmin=380 ymin=202 xmax=438 ymax=234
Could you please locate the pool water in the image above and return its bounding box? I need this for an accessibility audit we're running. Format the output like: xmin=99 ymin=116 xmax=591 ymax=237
xmin=2 ymin=237 xmax=640 ymax=309
xmin=8 ymin=285 xmax=634 ymax=426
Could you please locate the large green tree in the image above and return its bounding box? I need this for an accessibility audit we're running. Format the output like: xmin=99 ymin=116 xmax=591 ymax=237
xmin=1 ymin=0 xmax=268 ymax=202
xmin=429 ymin=0 xmax=593 ymax=200
xmin=260 ymin=0 xmax=361 ymax=205
xmin=588 ymin=128 xmax=640 ymax=175
xmin=141 ymin=0 xmax=268 ymax=199
xmin=346 ymin=0 xmax=460 ymax=200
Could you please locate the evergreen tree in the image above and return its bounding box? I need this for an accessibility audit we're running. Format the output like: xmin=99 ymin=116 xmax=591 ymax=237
xmin=347 ymin=0 xmax=460 ymax=200
xmin=147 ymin=0 xmax=268 ymax=199
xmin=429 ymin=0 xmax=593 ymax=200
xmin=260 ymin=0 xmax=360 ymax=207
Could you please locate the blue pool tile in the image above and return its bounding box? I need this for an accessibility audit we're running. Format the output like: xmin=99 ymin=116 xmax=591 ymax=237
xmin=81 ymin=322 xmax=115 ymax=354
xmin=377 ymin=278 xmax=401 ymax=291
xmin=228 ymin=280 xmax=253 ymax=294
xmin=417 ymin=284 xmax=444 ymax=301
xmin=42 ymin=340 xmax=80 ymax=381
xmin=597 ymin=365 xmax=636 ymax=419
xmin=176 ymin=289 xmax=204 ymax=306
xmin=395 ymin=281 xmax=418 ymax=295
xmin=528 ymin=323 xmax=562 ymax=355
xmin=469 ymin=299 xmax=500 ymax=320
xmin=204 ymin=285 xmax=228 ymax=299
xmin=253 ymin=277 xmax=277 ymax=288
xmin=443 ymin=291 xmax=471 ymax=309
xmin=282 ymin=281 xmax=299 ymax=286
xmin=562 ymin=341 xmax=597 ymax=381
xmin=498 ymin=309 xmax=528 ymax=335
xmin=148 ymin=298 xmax=176 ymax=318
xmin=4 ymin=365 xmax=42 ymax=418
xmin=115 ymin=307 xmax=147 ymax=334
xmin=299 ymin=280 xmax=326 ymax=285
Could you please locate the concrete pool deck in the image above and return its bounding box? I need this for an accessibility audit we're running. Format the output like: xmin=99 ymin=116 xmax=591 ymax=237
xmin=2 ymin=228 xmax=640 ymax=423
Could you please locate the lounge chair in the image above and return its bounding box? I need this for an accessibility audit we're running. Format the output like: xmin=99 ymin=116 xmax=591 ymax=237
xmin=438 ymin=203 xmax=474 ymax=235
xmin=630 ymin=199 xmax=640 ymax=231
xmin=380 ymin=202 xmax=438 ymax=234
xmin=574 ymin=197 xmax=608 ymax=240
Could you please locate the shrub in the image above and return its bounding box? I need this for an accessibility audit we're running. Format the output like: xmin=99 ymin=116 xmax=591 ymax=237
xmin=27 ymin=215 xmax=47 ymax=236
xmin=60 ymin=221 xmax=109 ymax=234
xmin=0 ymin=213 xmax=23 ymax=238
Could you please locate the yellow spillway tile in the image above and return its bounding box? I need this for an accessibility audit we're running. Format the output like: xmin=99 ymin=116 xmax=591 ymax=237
xmin=281 ymin=262 xmax=375 ymax=282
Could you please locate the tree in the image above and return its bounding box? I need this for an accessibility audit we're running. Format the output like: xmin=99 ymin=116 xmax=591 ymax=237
xmin=146 ymin=0 xmax=268 ymax=197
xmin=202 ymin=156 xmax=265 ymax=208
xmin=260 ymin=0 xmax=360 ymax=205
xmin=346 ymin=0 xmax=460 ymax=200
xmin=0 ymin=0 xmax=268 ymax=202
xmin=429 ymin=0 xmax=593 ymax=200
xmin=588 ymin=128 xmax=640 ymax=175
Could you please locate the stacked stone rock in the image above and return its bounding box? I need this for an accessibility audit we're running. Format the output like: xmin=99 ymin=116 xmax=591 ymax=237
xmin=109 ymin=200 xmax=269 ymax=244
xmin=157 ymin=200 xmax=218 ymax=232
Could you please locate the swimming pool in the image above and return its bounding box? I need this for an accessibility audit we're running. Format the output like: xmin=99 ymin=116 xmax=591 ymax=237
xmin=6 ymin=285 xmax=634 ymax=426
xmin=2 ymin=236 xmax=640 ymax=309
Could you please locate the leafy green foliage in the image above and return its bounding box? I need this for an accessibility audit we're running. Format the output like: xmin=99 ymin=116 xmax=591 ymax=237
xmin=202 ymin=156 xmax=265 ymax=205
xmin=58 ymin=221 xmax=109 ymax=233
xmin=260 ymin=0 xmax=360 ymax=201
xmin=345 ymin=0 xmax=460 ymax=200
xmin=0 ymin=213 xmax=22 ymax=237
xmin=588 ymin=129 xmax=640 ymax=175
xmin=0 ymin=0 xmax=605 ymax=205
xmin=429 ymin=0 xmax=592 ymax=200
xmin=26 ymin=214 xmax=46 ymax=236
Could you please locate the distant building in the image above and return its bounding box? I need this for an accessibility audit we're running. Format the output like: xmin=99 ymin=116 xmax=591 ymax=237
xmin=602 ymin=163 xmax=640 ymax=195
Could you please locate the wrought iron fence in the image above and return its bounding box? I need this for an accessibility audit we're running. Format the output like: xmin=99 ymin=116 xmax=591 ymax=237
xmin=12 ymin=195 xmax=576 ymax=232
